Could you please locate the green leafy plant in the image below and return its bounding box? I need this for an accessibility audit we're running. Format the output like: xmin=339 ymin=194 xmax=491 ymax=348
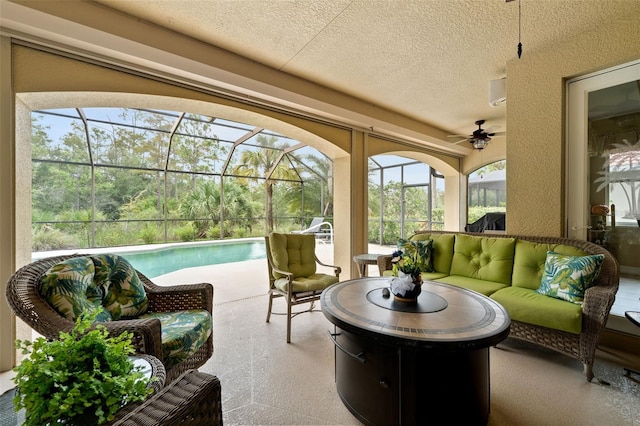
xmin=391 ymin=238 xmax=433 ymax=279
xmin=12 ymin=310 xmax=153 ymax=425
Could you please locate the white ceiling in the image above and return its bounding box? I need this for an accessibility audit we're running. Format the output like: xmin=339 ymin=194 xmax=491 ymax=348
xmin=9 ymin=0 xmax=640 ymax=145
xmin=93 ymin=0 xmax=640 ymax=140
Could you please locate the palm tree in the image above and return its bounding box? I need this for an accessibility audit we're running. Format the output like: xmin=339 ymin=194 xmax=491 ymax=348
xmin=231 ymin=135 xmax=300 ymax=232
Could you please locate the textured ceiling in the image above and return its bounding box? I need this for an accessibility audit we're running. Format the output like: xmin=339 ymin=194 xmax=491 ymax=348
xmin=40 ymin=0 xmax=640 ymax=139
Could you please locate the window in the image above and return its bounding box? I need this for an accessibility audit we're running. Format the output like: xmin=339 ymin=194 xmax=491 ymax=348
xmin=368 ymin=155 xmax=445 ymax=244
xmin=467 ymin=160 xmax=507 ymax=225
xmin=31 ymin=107 xmax=333 ymax=252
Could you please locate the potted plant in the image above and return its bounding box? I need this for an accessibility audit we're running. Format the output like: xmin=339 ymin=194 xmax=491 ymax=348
xmin=389 ymin=238 xmax=434 ymax=302
xmin=12 ymin=310 xmax=154 ymax=426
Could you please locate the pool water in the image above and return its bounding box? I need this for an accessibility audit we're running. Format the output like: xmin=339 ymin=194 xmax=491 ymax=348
xmin=121 ymin=240 xmax=266 ymax=278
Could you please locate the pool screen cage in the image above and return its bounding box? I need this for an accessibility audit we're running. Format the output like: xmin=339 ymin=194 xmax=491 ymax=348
xmin=368 ymin=155 xmax=445 ymax=245
xmin=31 ymin=107 xmax=333 ymax=251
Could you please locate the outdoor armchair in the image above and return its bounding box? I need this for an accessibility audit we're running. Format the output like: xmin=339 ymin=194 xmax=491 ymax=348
xmin=265 ymin=232 xmax=341 ymax=342
xmin=111 ymin=369 xmax=223 ymax=426
xmin=5 ymin=254 xmax=214 ymax=382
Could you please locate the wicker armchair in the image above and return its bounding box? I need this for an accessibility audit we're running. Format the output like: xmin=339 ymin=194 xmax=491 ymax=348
xmin=377 ymin=231 xmax=620 ymax=381
xmin=111 ymin=370 xmax=223 ymax=426
xmin=6 ymin=254 xmax=214 ymax=382
xmin=3 ymin=357 xmax=222 ymax=425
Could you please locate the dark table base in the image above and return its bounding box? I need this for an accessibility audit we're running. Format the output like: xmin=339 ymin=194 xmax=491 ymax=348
xmin=334 ymin=327 xmax=490 ymax=426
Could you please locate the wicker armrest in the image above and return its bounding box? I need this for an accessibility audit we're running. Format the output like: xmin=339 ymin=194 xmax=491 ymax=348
xmin=377 ymin=254 xmax=393 ymax=276
xmin=582 ymin=285 xmax=617 ymax=330
xmin=102 ymin=318 xmax=164 ymax=362
xmin=142 ymin=279 xmax=214 ymax=313
xmin=111 ymin=370 xmax=223 ymax=426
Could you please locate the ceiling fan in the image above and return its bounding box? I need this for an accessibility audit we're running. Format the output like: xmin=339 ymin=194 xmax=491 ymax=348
xmin=447 ymin=120 xmax=506 ymax=150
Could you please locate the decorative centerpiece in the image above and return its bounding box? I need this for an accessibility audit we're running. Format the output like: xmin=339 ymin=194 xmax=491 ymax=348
xmin=12 ymin=310 xmax=154 ymax=426
xmin=390 ymin=239 xmax=433 ymax=303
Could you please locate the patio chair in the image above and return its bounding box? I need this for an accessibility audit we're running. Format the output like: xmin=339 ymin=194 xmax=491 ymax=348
xmin=5 ymin=254 xmax=214 ymax=382
xmin=111 ymin=369 xmax=223 ymax=425
xmin=265 ymin=232 xmax=341 ymax=342
xmin=293 ymin=217 xmax=334 ymax=244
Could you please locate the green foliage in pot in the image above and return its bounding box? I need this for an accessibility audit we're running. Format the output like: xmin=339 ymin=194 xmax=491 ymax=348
xmin=12 ymin=310 xmax=153 ymax=425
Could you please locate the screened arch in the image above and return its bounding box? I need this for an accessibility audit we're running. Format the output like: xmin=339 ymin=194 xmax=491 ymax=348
xmin=31 ymin=107 xmax=334 ymax=251
xmin=467 ymin=160 xmax=507 ymax=226
xmin=368 ymin=155 xmax=446 ymax=244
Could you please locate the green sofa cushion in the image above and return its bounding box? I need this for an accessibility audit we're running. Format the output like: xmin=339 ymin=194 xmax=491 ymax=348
xmin=435 ymin=275 xmax=508 ymax=296
xmin=449 ymin=234 xmax=516 ymax=285
xmin=490 ymin=286 xmax=582 ymax=334
xmin=269 ymin=232 xmax=316 ymax=279
xmin=512 ymin=240 xmax=588 ymax=290
xmin=91 ymin=254 xmax=148 ymax=320
xmin=39 ymin=256 xmax=112 ymax=322
xmin=140 ymin=309 xmax=212 ymax=369
xmin=384 ymin=270 xmax=449 ymax=281
xmin=274 ymin=273 xmax=339 ymax=293
xmin=410 ymin=233 xmax=455 ymax=274
xmin=536 ymin=251 xmax=604 ymax=304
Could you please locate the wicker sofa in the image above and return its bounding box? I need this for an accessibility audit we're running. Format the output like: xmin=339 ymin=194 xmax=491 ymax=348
xmin=377 ymin=231 xmax=620 ymax=381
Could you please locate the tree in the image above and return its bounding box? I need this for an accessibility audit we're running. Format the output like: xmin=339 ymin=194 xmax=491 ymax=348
xmin=231 ymin=135 xmax=300 ymax=232
xmin=179 ymin=179 xmax=255 ymax=238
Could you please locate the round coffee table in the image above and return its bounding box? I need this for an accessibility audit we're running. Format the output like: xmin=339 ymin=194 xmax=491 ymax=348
xmin=321 ymin=277 xmax=510 ymax=426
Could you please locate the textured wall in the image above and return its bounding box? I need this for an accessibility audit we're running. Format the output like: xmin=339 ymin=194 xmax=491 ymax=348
xmin=507 ymin=13 xmax=640 ymax=237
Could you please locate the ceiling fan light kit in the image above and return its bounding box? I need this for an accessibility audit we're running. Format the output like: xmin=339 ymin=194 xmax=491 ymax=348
xmin=447 ymin=120 xmax=506 ymax=151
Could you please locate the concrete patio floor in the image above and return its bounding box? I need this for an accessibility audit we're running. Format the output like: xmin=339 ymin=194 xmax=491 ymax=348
xmin=153 ymin=243 xmax=394 ymax=305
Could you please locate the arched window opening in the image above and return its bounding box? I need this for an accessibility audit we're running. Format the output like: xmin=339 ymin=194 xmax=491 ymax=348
xmin=31 ymin=107 xmax=333 ymax=252
xmin=368 ymin=155 xmax=445 ymax=245
xmin=466 ymin=160 xmax=507 ymax=232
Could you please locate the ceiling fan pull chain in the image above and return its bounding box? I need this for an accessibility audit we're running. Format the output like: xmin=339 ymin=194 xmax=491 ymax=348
xmin=517 ymin=0 xmax=523 ymax=58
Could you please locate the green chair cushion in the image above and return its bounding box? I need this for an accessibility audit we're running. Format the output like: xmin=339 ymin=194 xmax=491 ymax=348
xmin=449 ymin=234 xmax=516 ymax=285
xmin=536 ymin=251 xmax=605 ymax=304
xmin=491 ymin=286 xmax=582 ymax=334
xmin=269 ymin=233 xmax=316 ymax=279
xmin=91 ymin=254 xmax=148 ymax=319
xmin=410 ymin=233 xmax=455 ymax=274
xmin=39 ymin=255 xmax=148 ymax=322
xmin=435 ymin=275 xmax=508 ymax=296
xmin=139 ymin=309 xmax=212 ymax=369
xmin=275 ymin=273 xmax=339 ymax=293
xmin=39 ymin=256 xmax=112 ymax=322
xmin=512 ymin=240 xmax=588 ymax=290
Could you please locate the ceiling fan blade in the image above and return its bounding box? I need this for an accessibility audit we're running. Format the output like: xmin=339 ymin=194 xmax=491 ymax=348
xmin=447 ymin=134 xmax=470 ymax=138
xmin=489 ymin=131 xmax=507 ymax=137
xmin=484 ymin=126 xmax=502 ymax=133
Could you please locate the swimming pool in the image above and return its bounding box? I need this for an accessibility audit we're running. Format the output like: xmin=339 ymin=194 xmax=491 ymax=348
xmin=119 ymin=239 xmax=266 ymax=278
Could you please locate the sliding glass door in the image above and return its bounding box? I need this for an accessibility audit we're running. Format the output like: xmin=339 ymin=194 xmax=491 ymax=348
xmin=567 ymin=61 xmax=640 ymax=276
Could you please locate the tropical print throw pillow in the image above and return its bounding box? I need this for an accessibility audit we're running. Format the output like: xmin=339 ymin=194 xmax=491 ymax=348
xmin=536 ymin=251 xmax=604 ymax=304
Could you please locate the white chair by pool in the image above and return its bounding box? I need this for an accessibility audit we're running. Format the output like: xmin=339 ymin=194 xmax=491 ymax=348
xmin=293 ymin=217 xmax=333 ymax=244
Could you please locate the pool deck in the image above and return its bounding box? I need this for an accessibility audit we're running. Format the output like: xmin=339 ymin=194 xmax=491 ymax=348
xmin=153 ymin=243 xmax=393 ymax=305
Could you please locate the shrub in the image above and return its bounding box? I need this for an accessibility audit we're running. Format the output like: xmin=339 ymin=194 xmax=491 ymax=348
xmin=175 ymin=222 xmax=198 ymax=241
xmin=32 ymin=225 xmax=79 ymax=251
xmin=139 ymin=223 xmax=160 ymax=244
xmin=13 ymin=310 xmax=153 ymax=425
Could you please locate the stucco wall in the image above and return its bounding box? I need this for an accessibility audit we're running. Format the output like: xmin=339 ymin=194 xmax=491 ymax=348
xmin=506 ymin=12 xmax=640 ymax=237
